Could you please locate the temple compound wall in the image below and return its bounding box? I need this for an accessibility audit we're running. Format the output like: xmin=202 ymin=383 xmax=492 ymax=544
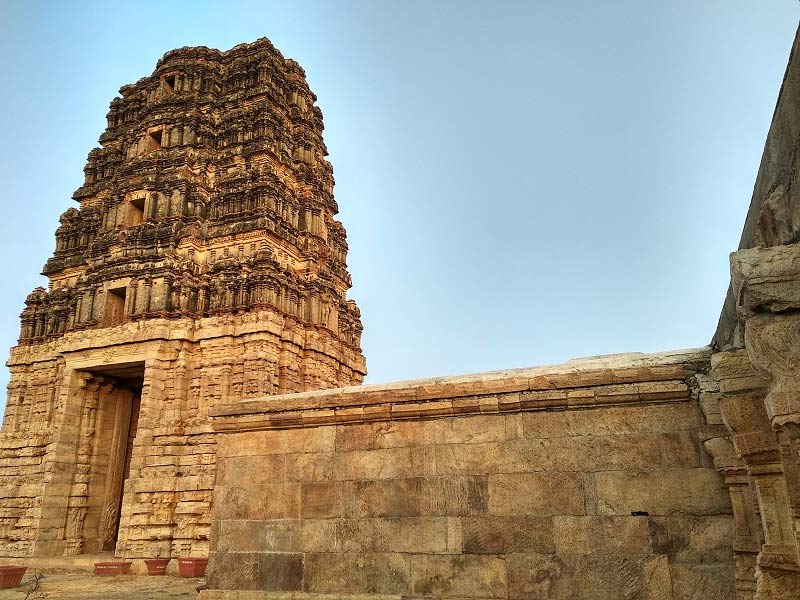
xmin=0 ymin=39 xmax=365 ymax=559
xmin=202 ymin=349 xmax=736 ymax=600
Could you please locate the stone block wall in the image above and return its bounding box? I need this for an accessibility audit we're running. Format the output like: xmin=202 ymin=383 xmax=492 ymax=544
xmin=203 ymin=348 xmax=734 ymax=600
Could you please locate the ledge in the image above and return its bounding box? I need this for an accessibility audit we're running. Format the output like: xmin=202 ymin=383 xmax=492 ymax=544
xmin=210 ymin=347 xmax=710 ymax=431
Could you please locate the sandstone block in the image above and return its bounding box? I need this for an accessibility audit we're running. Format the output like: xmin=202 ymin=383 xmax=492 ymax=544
xmin=335 ymin=421 xmax=428 ymax=451
xmin=434 ymin=438 xmax=552 ymax=475
xmin=352 ymin=476 xmax=489 ymax=517
xmin=427 ymin=415 xmax=509 ymax=445
xmin=334 ymin=446 xmax=430 ymax=480
xmin=216 ymin=455 xmax=285 ymax=486
xmin=488 ymin=473 xmax=584 ymax=516
xmin=551 ymin=432 xmax=701 ymax=472
xmin=521 ymin=403 xmax=700 ymax=438
xmin=213 ymin=519 xmax=336 ymax=554
xmin=335 ymin=517 xmax=450 ymax=553
xmin=411 ymin=554 xmax=506 ymax=598
xmin=285 ymin=452 xmax=335 ymax=483
xmin=506 ymin=553 xmax=573 ymax=600
xmin=214 ymin=520 xmax=274 ymax=552
xmin=507 ymin=553 xmax=672 ymax=600
xmin=298 ymin=519 xmax=338 ymax=553
xmin=212 ymin=484 xmax=300 ymax=520
xmin=219 ymin=428 xmax=336 ymax=458
xmin=303 ymin=552 xmax=410 ymax=595
xmin=300 ymin=482 xmax=342 ymax=519
xmin=594 ymin=470 xmax=731 ymax=516
xmin=461 ymin=516 xmax=554 ymax=554
xmin=648 ymin=516 xmax=734 ymax=563
xmin=669 ymin=564 xmax=736 ymax=600
xmin=207 ymin=551 xmax=303 ymax=591
xmin=553 ymin=515 xmax=651 ymax=555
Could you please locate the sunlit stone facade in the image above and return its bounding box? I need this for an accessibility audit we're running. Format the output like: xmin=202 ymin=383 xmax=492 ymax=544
xmin=0 ymin=39 xmax=365 ymax=558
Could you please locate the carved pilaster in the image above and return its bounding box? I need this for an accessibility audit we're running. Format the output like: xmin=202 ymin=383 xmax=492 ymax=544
xmin=710 ymin=349 xmax=770 ymax=599
xmin=728 ymin=244 xmax=800 ymax=597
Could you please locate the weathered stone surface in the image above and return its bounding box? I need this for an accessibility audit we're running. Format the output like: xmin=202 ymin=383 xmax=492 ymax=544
xmin=410 ymin=554 xmax=506 ymax=598
xmin=731 ymin=245 xmax=800 ymax=315
xmin=595 ymin=469 xmax=731 ymax=516
xmin=216 ymin=455 xmax=285 ymax=486
xmin=433 ymin=438 xmax=552 ymax=475
xmin=201 ymin=352 xmax=742 ymax=598
xmin=0 ymin=37 xmax=365 ymax=558
xmin=352 ymin=476 xmax=489 ymax=517
xmin=303 ymin=552 xmax=410 ymax=595
xmin=648 ymin=516 xmax=734 ymax=563
xmin=521 ymin=402 xmax=700 ymax=437
xmin=550 ymin=432 xmax=701 ymax=472
xmin=461 ymin=516 xmax=554 ymax=554
xmin=207 ymin=551 xmax=303 ymax=591
xmin=334 ymin=446 xmax=430 ymax=480
xmin=219 ymin=429 xmax=337 ymax=459
xmin=299 ymin=483 xmax=342 ymax=519
xmin=212 ymin=484 xmax=300 ymax=520
xmin=335 ymin=518 xmax=450 ymax=553
xmin=506 ymin=553 xmax=574 ymax=600
xmin=669 ymin=564 xmax=736 ymax=600
xmin=488 ymin=472 xmax=585 ymax=516
xmin=553 ymin=515 xmax=651 ymax=555
xmin=507 ymin=553 xmax=673 ymax=600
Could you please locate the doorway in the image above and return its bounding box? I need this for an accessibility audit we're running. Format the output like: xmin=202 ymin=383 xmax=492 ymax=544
xmin=70 ymin=362 xmax=144 ymax=554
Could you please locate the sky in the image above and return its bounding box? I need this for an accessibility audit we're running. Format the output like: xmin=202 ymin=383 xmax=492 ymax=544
xmin=0 ymin=1 xmax=798 ymax=415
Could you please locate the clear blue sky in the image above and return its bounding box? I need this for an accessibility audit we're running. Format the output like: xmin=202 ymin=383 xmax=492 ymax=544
xmin=1 ymin=1 xmax=798 ymax=414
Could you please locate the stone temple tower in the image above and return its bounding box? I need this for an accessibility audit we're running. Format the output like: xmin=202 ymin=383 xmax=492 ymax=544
xmin=0 ymin=39 xmax=366 ymax=559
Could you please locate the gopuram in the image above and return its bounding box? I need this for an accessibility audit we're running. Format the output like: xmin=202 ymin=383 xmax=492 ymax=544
xmin=3 ymin=26 xmax=800 ymax=600
xmin=0 ymin=39 xmax=365 ymax=559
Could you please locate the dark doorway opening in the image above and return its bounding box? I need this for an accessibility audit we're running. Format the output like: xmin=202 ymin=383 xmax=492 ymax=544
xmin=80 ymin=362 xmax=144 ymax=553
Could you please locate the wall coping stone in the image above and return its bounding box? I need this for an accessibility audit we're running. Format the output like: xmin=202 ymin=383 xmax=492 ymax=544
xmin=210 ymin=347 xmax=710 ymax=431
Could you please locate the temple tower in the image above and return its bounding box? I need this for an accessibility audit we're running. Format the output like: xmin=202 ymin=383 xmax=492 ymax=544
xmin=0 ymin=39 xmax=366 ymax=558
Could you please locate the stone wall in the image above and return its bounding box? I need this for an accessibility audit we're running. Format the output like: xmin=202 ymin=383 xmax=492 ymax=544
xmin=202 ymin=348 xmax=735 ymax=600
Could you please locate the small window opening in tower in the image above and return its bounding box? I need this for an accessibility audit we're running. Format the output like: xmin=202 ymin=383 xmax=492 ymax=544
xmin=127 ymin=197 xmax=146 ymax=226
xmin=146 ymin=129 xmax=163 ymax=152
xmin=162 ymin=73 xmax=176 ymax=93
xmin=104 ymin=286 xmax=128 ymax=327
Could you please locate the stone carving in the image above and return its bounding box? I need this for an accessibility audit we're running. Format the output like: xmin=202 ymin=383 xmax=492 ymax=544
xmin=16 ymin=38 xmax=363 ymax=346
xmin=0 ymin=38 xmax=365 ymax=559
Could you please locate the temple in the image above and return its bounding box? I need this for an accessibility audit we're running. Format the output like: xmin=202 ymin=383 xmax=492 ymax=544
xmin=0 ymin=39 xmax=365 ymax=558
xmin=3 ymin=26 xmax=800 ymax=600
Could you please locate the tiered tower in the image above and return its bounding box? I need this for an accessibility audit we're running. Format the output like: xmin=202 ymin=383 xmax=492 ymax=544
xmin=0 ymin=39 xmax=365 ymax=558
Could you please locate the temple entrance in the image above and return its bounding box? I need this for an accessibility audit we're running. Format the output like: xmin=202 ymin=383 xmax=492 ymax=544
xmin=64 ymin=362 xmax=144 ymax=555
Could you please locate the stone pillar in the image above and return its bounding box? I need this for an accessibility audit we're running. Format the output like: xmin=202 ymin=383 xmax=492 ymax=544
xmin=63 ymin=375 xmax=105 ymax=556
xmin=710 ymin=350 xmax=770 ymax=599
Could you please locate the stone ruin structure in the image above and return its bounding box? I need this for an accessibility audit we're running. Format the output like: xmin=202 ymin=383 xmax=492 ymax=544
xmin=0 ymin=39 xmax=366 ymax=559
xmin=2 ymin=26 xmax=800 ymax=600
